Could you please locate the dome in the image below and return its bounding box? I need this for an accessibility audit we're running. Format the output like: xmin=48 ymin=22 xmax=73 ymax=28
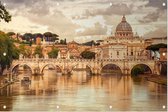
xmin=115 ymin=15 xmax=133 ymax=38
xmin=116 ymin=16 xmax=132 ymax=32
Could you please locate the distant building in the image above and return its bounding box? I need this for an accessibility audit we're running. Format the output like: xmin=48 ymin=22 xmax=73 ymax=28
xmin=145 ymin=37 xmax=167 ymax=45
xmin=67 ymin=41 xmax=80 ymax=58
xmin=91 ymin=15 xmax=149 ymax=60
xmin=36 ymin=37 xmax=41 ymax=45
xmin=159 ymin=48 xmax=167 ymax=61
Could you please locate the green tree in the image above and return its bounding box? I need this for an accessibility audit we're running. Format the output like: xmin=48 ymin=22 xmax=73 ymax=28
xmin=43 ymin=32 xmax=59 ymax=42
xmin=60 ymin=39 xmax=64 ymax=44
xmin=23 ymin=33 xmax=33 ymax=42
xmin=48 ymin=48 xmax=59 ymax=58
xmin=0 ymin=1 xmax=11 ymax=22
xmin=146 ymin=43 xmax=167 ymax=51
xmin=18 ymin=44 xmax=32 ymax=58
xmin=82 ymin=40 xmax=95 ymax=46
xmin=7 ymin=32 xmax=15 ymax=37
xmin=59 ymin=39 xmax=66 ymax=44
xmin=0 ymin=33 xmax=19 ymax=74
xmin=64 ymin=38 xmax=67 ymax=44
xmin=80 ymin=51 xmax=96 ymax=59
xmin=33 ymin=46 xmax=43 ymax=58
xmin=43 ymin=32 xmax=53 ymax=37
xmin=33 ymin=33 xmax=43 ymax=43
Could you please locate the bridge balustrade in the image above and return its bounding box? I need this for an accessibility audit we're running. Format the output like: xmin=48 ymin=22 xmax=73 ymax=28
xmin=15 ymin=58 xmax=155 ymax=63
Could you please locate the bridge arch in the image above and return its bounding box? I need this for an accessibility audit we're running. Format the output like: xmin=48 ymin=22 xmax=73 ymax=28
xmin=70 ymin=64 xmax=78 ymax=72
xmin=130 ymin=63 xmax=152 ymax=75
xmin=11 ymin=64 xmax=33 ymax=74
xmin=41 ymin=64 xmax=62 ymax=73
xmin=69 ymin=64 xmax=93 ymax=74
xmin=86 ymin=65 xmax=93 ymax=74
xmin=101 ymin=63 xmax=122 ymax=75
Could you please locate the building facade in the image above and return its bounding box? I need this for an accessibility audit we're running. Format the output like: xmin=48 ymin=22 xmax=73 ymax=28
xmin=91 ymin=15 xmax=149 ymax=60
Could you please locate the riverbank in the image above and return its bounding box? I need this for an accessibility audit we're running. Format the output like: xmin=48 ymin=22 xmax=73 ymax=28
xmin=138 ymin=74 xmax=167 ymax=85
xmin=0 ymin=75 xmax=6 ymax=86
xmin=0 ymin=75 xmax=15 ymax=89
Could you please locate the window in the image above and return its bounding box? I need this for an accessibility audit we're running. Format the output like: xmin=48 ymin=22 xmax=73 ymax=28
xmin=117 ymin=51 xmax=119 ymax=55
xmin=131 ymin=48 xmax=133 ymax=56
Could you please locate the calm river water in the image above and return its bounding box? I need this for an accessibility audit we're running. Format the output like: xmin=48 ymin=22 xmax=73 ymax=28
xmin=0 ymin=70 xmax=167 ymax=111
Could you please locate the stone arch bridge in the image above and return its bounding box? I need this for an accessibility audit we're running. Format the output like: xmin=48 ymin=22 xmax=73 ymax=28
xmin=11 ymin=59 xmax=158 ymax=75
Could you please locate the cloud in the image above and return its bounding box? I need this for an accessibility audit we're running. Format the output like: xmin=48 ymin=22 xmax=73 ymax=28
xmin=145 ymin=0 xmax=167 ymax=10
xmin=76 ymin=22 xmax=107 ymax=36
xmin=82 ymin=3 xmax=132 ymax=18
xmin=25 ymin=9 xmax=80 ymax=37
xmin=27 ymin=2 xmax=50 ymax=16
xmin=2 ymin=0 xmax=80 ymax=39
xmin=138 ymin=0 xmax=167 ymax=23
xmin=143 ymin=25 xmax=167 ymax=38
xmin=138 ymin=9 xmax=160 ymax=23
xmin=1 ymin=0 xmax=167 ymax=40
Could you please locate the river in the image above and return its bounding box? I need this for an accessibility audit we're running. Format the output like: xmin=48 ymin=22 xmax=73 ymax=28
xmin=0 ymin=70 xmax=167 ymax=111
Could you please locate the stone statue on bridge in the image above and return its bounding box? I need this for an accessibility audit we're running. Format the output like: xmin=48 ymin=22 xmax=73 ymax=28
xmin=57 ymin=51 xmax=61 ymax=59
xmin=19 ymin=54 xmax=23 ymax=59
xmin=67 ymin=51 xmax=70 ymax=59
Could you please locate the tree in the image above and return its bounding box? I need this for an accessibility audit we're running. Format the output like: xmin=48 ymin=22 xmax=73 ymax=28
xmin=0 ymin=33 xmax=19 ymax=74
xmin=48 ymin=48 xmax=59 ymax=58
xmin=33 ymin=46 xmax=43 ymax=58
xmin=43 ymin=32 xmax=59 ymax=42
xmin=82 ymin=40 xmax=96 ymax=46
xmin=33 ymin=33 xmax=43 ymax=43
xmin=23 ymin=33 xmax=33 ymax=42
xmin=80 ymin=51 xmax=96 ymax=59
xmin=0 ymin=1 xmax=11 ymax=22
xmin=18 ymin=44 xmax=32 ymax=58
xmin=43 ymin=32 xmax=53 ymax=37
xmin=146 ymin=43 xmax=167 ymax=51
xmin=59 ymin=38 xmax=66 ymax=44
xmin=64 ymin=38 xmax=67 ymax=44
xmin=7 ymin=32 xmax=15 ymax=36
xmin=60 ymin=39 xmax=64 ymax=44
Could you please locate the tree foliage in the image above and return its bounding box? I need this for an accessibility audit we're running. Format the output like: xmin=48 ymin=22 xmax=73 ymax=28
xmin=82 ymin=40 xmax=100 ymax=46
xmin=43 ymin=32 xmax=59 ymax=42
xmin=33 ymin=46 xmax=43 ymax=58
xmin=23 ymin=33 xmax=33 ymax=41
xmin=146 ymin=43 xmax=167 ymax=51
xmin=0 ymin=1 xmax=11 ymax=22
xmin=48 ymin=48 xmax=59 ymax=58
xmin=18 ymin=44 xmax=32 ymax=58
xmin=7 ymin=32 xmax=15 ymax=36
xmin=60 ymin=39 xmax=67 ymax=44
xmin=0 ymin=33 xmax=19 ymax=74
xmin=80 ymin=50 xmax=96 ymax=59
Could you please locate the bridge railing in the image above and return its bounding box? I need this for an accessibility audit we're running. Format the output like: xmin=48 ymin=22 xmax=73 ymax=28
xmin=12 ymin=58 xmax=155 ymax=63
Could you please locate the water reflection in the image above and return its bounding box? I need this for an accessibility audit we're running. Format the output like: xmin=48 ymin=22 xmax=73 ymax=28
xmin=0 ymin=70 xmax=167 ymax=111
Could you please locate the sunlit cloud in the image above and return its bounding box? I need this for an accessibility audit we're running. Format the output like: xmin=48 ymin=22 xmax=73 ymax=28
xmin=0 ymin=0 xmax=167 ymax=41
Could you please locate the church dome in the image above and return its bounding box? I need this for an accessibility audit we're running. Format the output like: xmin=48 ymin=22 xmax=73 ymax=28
xmin=115 ymin=15 xmax=133 ymax=38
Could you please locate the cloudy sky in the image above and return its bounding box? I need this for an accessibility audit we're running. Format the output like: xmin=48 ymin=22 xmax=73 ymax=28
xmin=0 ymin=0 xmax=167 ymax=42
